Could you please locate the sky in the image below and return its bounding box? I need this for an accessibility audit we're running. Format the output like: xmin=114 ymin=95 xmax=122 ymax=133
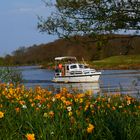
xmin=0 ymin=0 xmax=57 ymax=57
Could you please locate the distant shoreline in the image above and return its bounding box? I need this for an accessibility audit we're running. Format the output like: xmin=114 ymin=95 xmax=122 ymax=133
xmin=40 ymin=55 xmax=140 ymax=70
xmin=90 ymin=64 xmax=140 ymax=70
xmin=1 ymin=55 xmax=140 ymax=70
xmin=41 ymin=63 xmax=140 ymax=70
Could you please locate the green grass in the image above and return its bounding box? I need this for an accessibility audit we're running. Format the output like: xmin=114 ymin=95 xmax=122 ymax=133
xmin=90 ymin=55 xmax=140 ymax=69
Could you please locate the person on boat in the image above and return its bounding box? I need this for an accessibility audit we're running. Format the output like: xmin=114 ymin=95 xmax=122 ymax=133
xmin=58 ymin=63 xmax=66 ymax=76
xmin=57 ymin=63 xmax=63 ymax=76
xmin=61 ymin=66 xmax=65 ymax=76
xmin=58 ymin=63 xmax=63 ymax=69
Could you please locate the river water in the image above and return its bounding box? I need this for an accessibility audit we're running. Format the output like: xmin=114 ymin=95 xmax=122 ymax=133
xmin=16 ymin=66 xmax=140 ymax=97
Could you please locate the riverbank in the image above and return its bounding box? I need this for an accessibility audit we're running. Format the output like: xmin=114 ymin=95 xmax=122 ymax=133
xmin=89 ymin=55 xmax=140 ymax=70
xmin=40 ymin=55 xmax=140 ymax=70
xmin=1 ymin=55 xmax=139 ymax=70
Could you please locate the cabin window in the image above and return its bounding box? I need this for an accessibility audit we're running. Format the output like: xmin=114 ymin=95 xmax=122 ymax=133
xmin=67 ymin=66 xmax=69 ymax=70
xmin=79 ymin=64 xmax=84 ymax=68
xmin=70 ymin=65 xmax=77 ymax=69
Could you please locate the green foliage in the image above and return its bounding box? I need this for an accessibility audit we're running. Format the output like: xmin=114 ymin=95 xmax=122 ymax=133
xmin=0 ymin=84 xmax=140 ymax=139
xmin=38 ymin=0 xmax=140 ymax=37
xmin=0 ymin=57 xmax=4 ymax=66
xmin=0 ymin=67 xmax=23 ymax=85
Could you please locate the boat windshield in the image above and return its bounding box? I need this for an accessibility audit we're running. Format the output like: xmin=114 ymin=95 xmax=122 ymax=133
xmin=70 ymin=64 xmax=77 ymax=69
xmin=79 ymin=64 xmax=88 ymax=69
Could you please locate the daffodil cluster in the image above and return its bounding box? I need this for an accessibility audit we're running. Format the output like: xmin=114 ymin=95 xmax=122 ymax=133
xmin=0 ymin=83 xmax=140 ymax=140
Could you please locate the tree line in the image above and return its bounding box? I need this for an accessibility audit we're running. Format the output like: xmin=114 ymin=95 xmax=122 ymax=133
xmin=1 ymin=34 xmax=140 ymax=66
xmin=1 ymin=0 xmax=140 ymax=65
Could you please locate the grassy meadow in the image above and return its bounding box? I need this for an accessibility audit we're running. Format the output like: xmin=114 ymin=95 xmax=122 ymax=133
xmin=0 ymin=83 xmax=140 ymax=140
xmin=90 ymin=55 xmax=140 ymax=69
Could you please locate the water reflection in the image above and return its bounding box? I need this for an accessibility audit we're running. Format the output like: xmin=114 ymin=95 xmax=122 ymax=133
xmin=54 ymin=82 xmax=100 ymax=94
xmin=18 ymin=66 xmax=140 ymax=97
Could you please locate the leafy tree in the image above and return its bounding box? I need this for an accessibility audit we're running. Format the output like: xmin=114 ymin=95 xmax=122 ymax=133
xmin=38 ymin=0 xmax=140 ymax=38
xmin=0 ymin=57 xmax=4 ymax=66
xmin=37 ymin=0 xmax=140 ymax=57
xmin=12 ymin=46 xmax=27 ymax=57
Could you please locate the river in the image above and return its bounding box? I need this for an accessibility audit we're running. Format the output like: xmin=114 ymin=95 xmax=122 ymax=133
xmin=15 ymin=66 xmax=140 ymax=97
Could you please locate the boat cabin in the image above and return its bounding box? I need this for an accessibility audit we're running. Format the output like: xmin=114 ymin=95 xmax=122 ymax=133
xmin=53 ymin=56 xmax=101 ymax=83
xmin=54 ymin=56 xmax=96 ymax=77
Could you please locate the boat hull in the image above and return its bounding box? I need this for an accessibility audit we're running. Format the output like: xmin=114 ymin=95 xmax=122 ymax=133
xmin=52 ymin=72 xmax=101 ymax=83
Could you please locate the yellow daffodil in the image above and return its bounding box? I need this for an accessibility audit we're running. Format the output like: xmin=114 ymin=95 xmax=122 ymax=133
xmin=49 ymin=111 xmax=54 ymax=118
xmin=68 ymin=111 xmax=73 ymax=117
xmin=107 ymin=104 xmax=110 ymax=108
xmin=79 ymin=98 xmax=83 ymax=103
xmin=15 ymin=107 xmax=20 ymax=113
xmin=26 ymin=133 xmax=35 ymax=140
xmin=84 ymin=105 xmax=89 ymax=111
xmin=65 ymin=100 xmax=72 ymax=106
xmin=0 ymin=111 xmax=4 ymax=118
xmin=112 ymin=106 xmax=116 ymax=111
xmin=74 ymin=98 xmax=78 ymax=102
xmin=0 ymin=104 xmax=3 ymax=108
xmin=43 ymin=112 xmax=48 ymax=118
xmin=87 ymin=123 xmax=94 ymax=133
xmin=55 ymin=93 xmax=61 ymax=99
xmin=61 ymin=96 xmax=66 ymax=102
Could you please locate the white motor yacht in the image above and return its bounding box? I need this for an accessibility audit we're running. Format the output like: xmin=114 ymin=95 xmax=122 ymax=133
xmin=52 ymin=56 xmax=101 ymax=83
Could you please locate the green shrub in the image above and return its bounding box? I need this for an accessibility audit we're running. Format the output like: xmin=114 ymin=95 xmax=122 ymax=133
xmin=0 ymin=67 xmax=22 ymax=85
